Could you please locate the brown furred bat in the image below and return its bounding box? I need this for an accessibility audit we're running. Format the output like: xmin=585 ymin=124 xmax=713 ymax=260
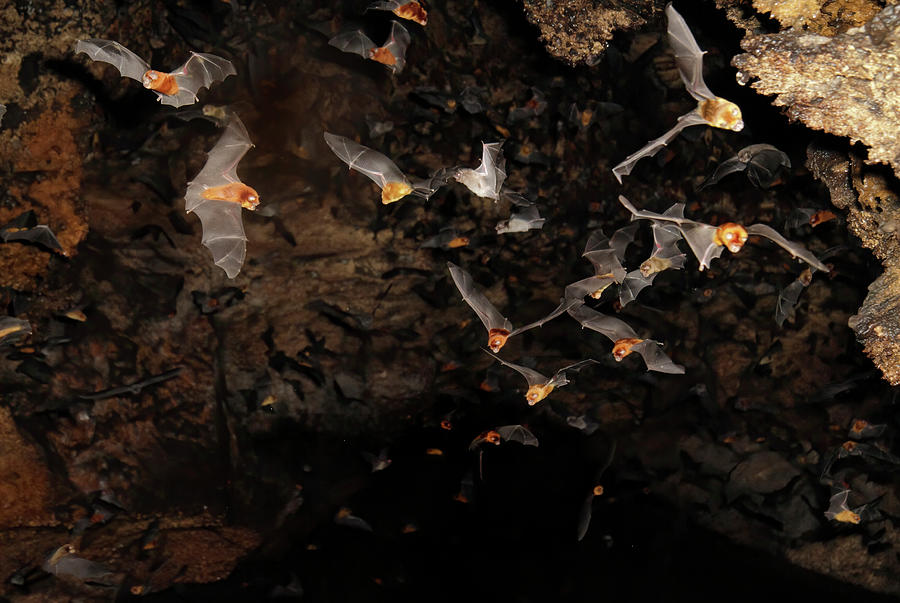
xmin=75 ymin=39 xmax=235 ymax=107
xmin=185 ymin=112 xmax=259 ymax=279
xmin=367 ymin=1 xmax=428 ymax=26
xmin=568 ymin=304 xmax=684 ymax=374
xmin=611 ymin=4 xmax=744 ymax=183
xmin=328 ymin=21 xmax=411 ymax=73
xmin=485 ymin=351 xmax=598 ymax=405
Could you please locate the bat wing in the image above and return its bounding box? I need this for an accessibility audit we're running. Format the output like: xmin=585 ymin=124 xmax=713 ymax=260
xmin=168 ymin=52 xmax=236 ymax=107
xmin=651 ymin=221 xmax=683 ymax=253
xmin=680 ymin=222 xmax=724 ymax=270
xmin=568 ymin=304 xmax=637 ymax=342
xmin=0 ymin=316 xmax=31 ymax=347
xmin=576 ymin=491 xmax=594 ymax=542
xmin=775 ymin=278 xmax=806 ymax=326
xmin=382 ymin=21 xmax=411 ymax=73
xmin=75 ymin=39 xmax=150 ymax=82
xmin=745 ymin=147 xmax=792 ymax=188
xmin=190 ymin=197 xmax=247 ymax=279
xmin=612 ymin=110 xmax=709 ymax=183
xmin=496 ymin=204 xmax=545 ymax=234
xmin=447 ymin=262 xmax=513 ymax=332
xmin=583 ymin=229 xmax=610 ymax=254
xmin=323 ymin=132 xmax=410 ymax=191
xmin=665 ymin=3 xmax=715 ymax=101
xmin=186 ymin=114 xmax=254 ymax=212
xmin=583 ymin=248 xmax=627 ymax=282
xmin=509 ymin=295 xmax=585 ymax=336
xmin=698 ymin=156 xmax=747 ymax=189
xmin=484 ymin=350 xmax=549 ymax=387
xmin=610 ymin=223 xmax=640 ymax=262
xmin=456 ymin=141 xmax=507 ymax=200
xmin=328 ymin=30 xmax=376 ymax=58
xmin=1 ymin=224 xmax=64 ymax=253
xmin=618 ymin=270 xmax=657 ymax=307
xmin=564 ymin=275 xmax=616 ymax=301
xmin=549 ymin=359 xmax=599 ymax=387
xmin=746 ymin=224 xmax=828 ymax=271
xmin=496 ymin=425 xmax=539 ymax=447
xmin=632 ymin=339 xmax=685 ymax=374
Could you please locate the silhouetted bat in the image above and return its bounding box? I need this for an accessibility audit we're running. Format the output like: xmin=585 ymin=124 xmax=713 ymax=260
xmin=328 ymin=21 xmax=411 ymax=73
xmin=611 ymin=4 xmax=744 ymax=183
xmin=75 ymin=39 xmax=235 ymax=107
xmin=324 ymin=132 xmax=441 ymax=204
xmin=566 ymin=414 xmax=599 ymax=435
xmin=334 ymin=507 xmax=373 ymax=531
xmin=448 ymin=262 xmax=576 ymax=352
xmin=619 ymin=195 xmax=828 ymax=271
xmin=77 ymin=367 xmax=184 ymax=400
xmin=496 ymin=203 xmax=545 ymax=233
xmin=362 ymin=447 xmax=392 ymax=472
xmin=568 ymin=304 xmax=684 ymax=374
xmin=185 ymin=113 xmax=259 ymax=279
xmin=420 ymin=228 xmax=469 ymax=249
xmin=699 ymin=144 xmax=791 ymax=189
xmin=0 ymin=317 xmax=31 ymax=347
xmin=368 ymin=1 xmax=428 ymax=25
xmin=43 ymin=544 xmax=114 ymax=583
xmin=485 ymin=350 xmax=598 ymax=405
xmin=577 ymin=440 xmax=616 ymax=541
xmin=455 ymin=142 xmax=507 ymax=200
xmin=0 ymin=212 xmax=64 ymax=254
xmin=775 ymin=267 xmax=813 ymax=326
xmin=619 ymin=222 xmax=686 ymax=306
xmin=849 ymin=419 xmax=887 ymax=441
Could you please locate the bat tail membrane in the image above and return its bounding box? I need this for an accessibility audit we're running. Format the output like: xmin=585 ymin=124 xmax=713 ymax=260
xmin=157 ymin=89 xmax=198 ymax=108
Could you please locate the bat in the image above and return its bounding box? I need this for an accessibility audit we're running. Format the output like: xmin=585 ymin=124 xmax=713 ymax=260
xmin=619 ymin=195 xmax=828 ymax=272
xmin=455 ymin=141 xmax=507 ymax=200
xmin=420 ymin=228 xmax=469 ymax=249
xmin=184 ymin=113 xmax=259 ymax=279
xmin=566 ymin=414 xmax=599 ymax=435
xmin=496 ymin=203 xmax=545 ymax=234
xmin=849 ymin=419 xmax=887 ymax=440
xmin=1 ymin=210 xmax=65 ymax=254
xmin=575 ymin=226 xmax=638 ymax=300
xmin=43 ymin=544 xmax=114 ymax=583
xmin=619 ymin=222 xmax=686 ymax=306
xmin=485 ymin=350 xmax=598 ymax=405
xmin=824 ymin=489 xmax=861 ymax=524
xmin=577 ymin=441 xmax=616 ymax=541
xmin=324 ymin=132 xmax=442 ymax=204
xmin=0 ymin=316 xmax=31 ymax=347
xmin=367 ymin=0 xmax=428 ymax=26
xmin=699 ymin=144 xmax=791 ymax=189
xmin=328 ymin=21 xmax=411 ymax=73
xmin=77 ymin=367 xmax=184 ymax=400
xmin=508 ymin=87 xmax=547 ymax=123
xmin=568 ymin=304 xmax=685 ymax=374
xmin=611 ymin=4 xmax=744 ymax=183
xmin=362 ymin=447 xmax=392 ymax=472
xmin=448 ymin=262 xmax=576 ymax=351
xmin=334 ymin=507 xmax=373 ymax=532
xmin=75 ymin=39 xmax=235 ymax=108
xmin=775 ymin=268 xmax=814 ymax=326
xmin=468 ymin=425 xmax=539 ymax=450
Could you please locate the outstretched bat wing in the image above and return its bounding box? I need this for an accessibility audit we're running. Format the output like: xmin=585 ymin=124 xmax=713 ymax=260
xmin=484 ymin=350 xmax=549 ymax=388
xmin=496 ymin=425 xmax=540 ymax=447
xmin=568 ymin=304 xmax=638 ymax=342
xmin=698 ymin=156 xmax=747 ymax=189
xmin=509 ymin=295 xmax=585 ymax=337
xmin=328 ymin=30 xmax=376 ymax=58
xmin=448 ymin=262 xmax=513 ymax=332
xmin=324 ymin=132 xmax=411 ymax=194
xmin=632 ymin=339 xmax=685 ymax=374
xmin=166 ymin=52 xmax=236 ymax=108
xmin=746 ymin=223 xmax=828 ymax=271
xmin=549 ymin=359 xmax=599 ymax=388
xmin=612 ymin=110 xmax=709 ymax=183
xmin=618 ymin=270 xmax=657 ymax=307
xmin=456 ymin=141 xmax=507 ymax=200
xmin=665 ymin=3 xmax=715 ymax=101
xmin=75 ymin=39 xmax=150 ymax=82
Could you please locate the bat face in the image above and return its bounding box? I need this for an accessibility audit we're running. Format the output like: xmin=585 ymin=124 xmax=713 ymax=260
xmin=712 ymin=223 xmax=748 ymax=253
xmin=699 ymin=98 xmax=744 ymax=131
xmin=526 ymin=383 xmax=554 ymax=405
xmin=488 ymin=328 xmax=510 ymax=353
xmin=612 ymin=337 xmax=642 ymax=362
xmin=142 ymin=69 xmax=177 ymax=94
xmin=640 ymin=256 xmax=673 ymax=277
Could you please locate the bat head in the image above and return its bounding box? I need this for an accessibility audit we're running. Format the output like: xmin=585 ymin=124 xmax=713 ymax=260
xmin=484 ymin=430 xmax=501 ymax=445
xmin=592 ymin=485 xmax=604 ymax=496
xmin=640 ymin=257 xmax=667 ymax=278
xmin=525 ymin=383 xmax=553 ymax=405
xmin=700 ymin=98 xmax=744 ymax=132
xmin=142 ymin=70 xmax=178 ymax=95
xmin=487 ymin=328 xmax=510 ymax=353
xmin=713 ymin=223 xmax=748 ymax=253
xmin=448 ymin=236 xmax=469 ymax=248
xmin=810 ymin=210 xmax=836 ymax=227
xmin=612 ymin=338 xmax=641 ymax=362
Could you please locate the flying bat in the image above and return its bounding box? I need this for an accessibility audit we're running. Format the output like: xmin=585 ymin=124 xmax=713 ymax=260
xmin=849 ymin=419 xmax=887 ymax=441
xmin=420 ymin=228 xmax=469 ymax=249
xmin=324 ymin=132 xmax=444 ymax=204
xmin=577 ymin=441 xmax=616 ymax=541
xmin=699 ymin=144 xmax=791 ymax=189
xmin=496 ymin=203 xmax=545 ymax=234
xmin=618 ymin=195 xmax=828 ymax=272
xmin=485 ymin=350 xmax=598 ymax=405
xmin=1 ymin=210 xmax=65 ymax=254
xmin=367 ymin=1 xmax=428 ymax=26
xmin=575 ymin=225 xmax=638 ymax=299
xmin=469 ymin=424 xmax=539 ymax=450
xmin=619 ymin=222 xmax=686 ymax=306
xmin=43 ymin=544 xmax=114 ymax=583
xmin=824 ymin=489 xmax=861 ymax=524
xmin=455 ymin=142 xmax=507 ymax=200
xmin=448 ymin=262 xmax=576 ymax=352
xmin=611 ymin=4 xmax=744 ymax=183
xmin=568 ymin=304 xmax=684 ymax=374
xmin=0 ymin=317 xmax=31 ymax=347
xmin=184 ymin=112 xmax=259 ymax=279
xmin=775 ymin=267 xmax=813 ymax=326
xmin=334 ymin=507 xmax=373 ymax=532
xmin=361 ymin=447 xmax=392 ymax=472
xmin=328 ymin=21 xmax=411 ymax=73
xmin=75 ymin=39 xmax=235 ymax=107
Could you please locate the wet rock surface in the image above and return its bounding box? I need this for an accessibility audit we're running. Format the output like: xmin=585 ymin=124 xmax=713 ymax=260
xmin=1 ymin=0 xmax=900 ymax=601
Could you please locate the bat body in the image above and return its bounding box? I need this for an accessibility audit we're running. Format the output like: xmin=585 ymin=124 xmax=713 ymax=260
xmin=420 ymin=228 xmax=469 ymax=249
xmin=496 ymin=203 xmax=545 ymax=234
xmin=849 ymin=419 xmax=887 ymax=440
xmin=1 ymin=211 xmax=65 ymax=254
xmin=824 ymin=490 xmax=861 ymax=524
xmin=699 ymin=144 xmax=791 ymax=189
xmin=486 ymin=350 xmax=598 ymax=405
xmin=611 ymin=4 xmax=744 ymax=183
xmin=575 ymin=226 xmax=638 ymax=300
xmin=328 ymin=21 xmax=411 ymax=73
xmin=619 ymin=222 xmax=686 ymax=306
xmin=577 ymin=441 xmax=616 ymax=541
xmin=324 ymin=132 xmax=438 ymax=204
xmin=362 ymin=448 xmax=392 ymax=472
xmin=568 ymin=304 xmax=684 ymax=374
xmin=75 ymin=39 xmax=235 ymax=108
xmin=367 ymin=1 xmax=428 ymax=25
xmin=775 ymin=268 xmax=813 ymax=326
xmin=455 ymin=142 xmax=507 ymax=200
xmin=185 ymin=113 xmax=259 ymax=279
xmin=619 ymin=196 xmax=827 ymax=271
